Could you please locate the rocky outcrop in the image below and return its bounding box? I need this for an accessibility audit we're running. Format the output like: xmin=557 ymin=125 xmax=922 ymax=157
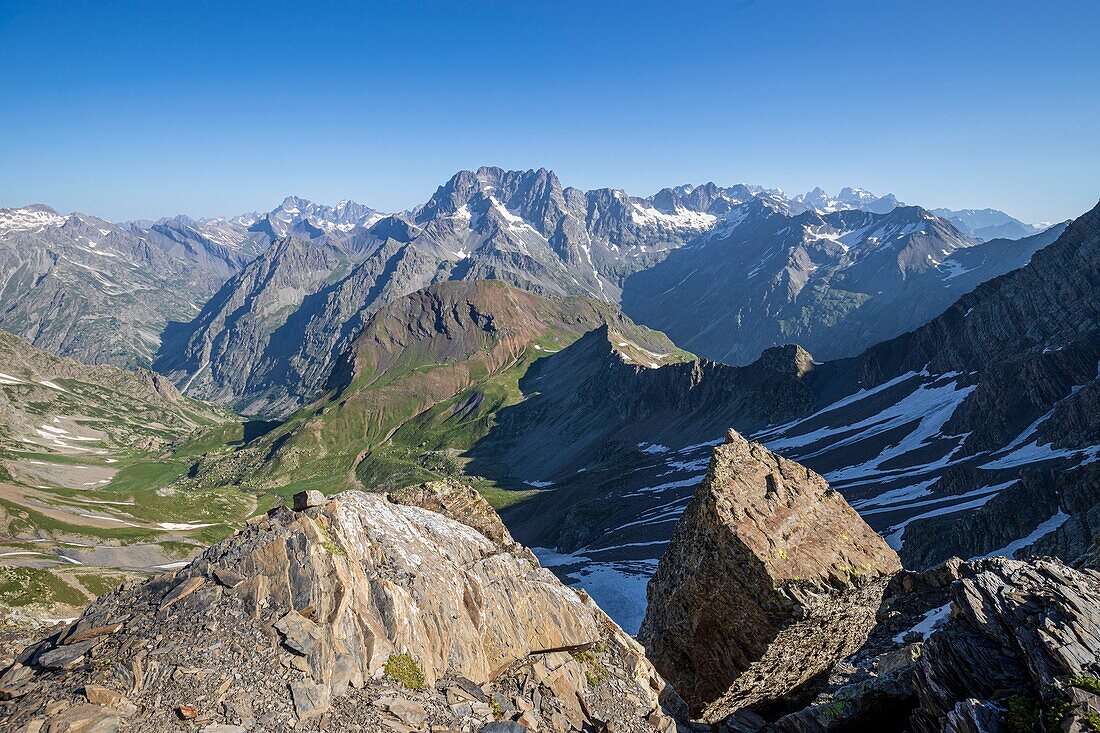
xmin=388 ymin=479 xmax=518 ymax=548
xmin=911 ymin=557 xmax=1100 ymax=733
xmin=639 ymin=429 xmax=901 ymax=721
xmin=772 ymin=556 xmax=1100 ymax=733
xmin=0 ymin=488 xmax=677 ymax=732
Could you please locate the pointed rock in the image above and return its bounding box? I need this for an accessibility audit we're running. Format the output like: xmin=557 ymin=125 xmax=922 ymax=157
xmin=639 ymin=429 xmax=901 ymax=720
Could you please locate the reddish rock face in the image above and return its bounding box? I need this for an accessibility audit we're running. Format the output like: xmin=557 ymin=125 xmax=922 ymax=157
xmin=639 ymin=429 xmax=901 ymax=721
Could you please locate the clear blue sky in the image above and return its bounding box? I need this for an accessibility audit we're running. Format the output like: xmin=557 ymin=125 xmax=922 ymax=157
xmin=2 ymin=1 xmax=1096 ymax=223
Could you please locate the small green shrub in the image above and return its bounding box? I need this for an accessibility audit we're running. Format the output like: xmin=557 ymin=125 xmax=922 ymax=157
xmin=383 ymin=653 xmax=425 ymax=690
xmin=1069 ymin=676 xmax=1100 ymax=695
xmin=572 ymin=649 xmax=609 ymax=687
xmin=1005 ymin=695 xmax=1039 ymax=733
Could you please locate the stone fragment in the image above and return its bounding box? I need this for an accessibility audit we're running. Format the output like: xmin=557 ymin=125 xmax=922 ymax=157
xmin=82 ymin=685 xmax=137 ymax=716
xmin=211 ymin=567 xmax=245 ymax=588
xmin=62 ymin=622 xmax=123 ymax=646
xmin=158 ymin=576 xmax=205 ymax=611
xmin=273 ymin=611 xmax=320 ymax=656
xmin=30 ymin=639 xmax=96 ymax=670
xmin=376 ymin=696 xmax=428 ymax=727
xmin=876 ymin=643 xmax=922 ymax=676
xmin=46 ymin=704 xmax=121 ymax=733
xmin=290 ymin=679 xmax=331 ymax=720
xmin=479 ymin=722 xmax=528 ymax=732
xmin=176 ymin=704 xmax=199 ymax=719
xmin=292 ymin=490 xmax=326 ymax=511
xmin=0 ymin=663 xmax=33 ymax=700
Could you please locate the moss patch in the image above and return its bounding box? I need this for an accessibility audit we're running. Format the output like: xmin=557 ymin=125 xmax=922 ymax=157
xmin=383 ymin=653 xmax=426 ymax=690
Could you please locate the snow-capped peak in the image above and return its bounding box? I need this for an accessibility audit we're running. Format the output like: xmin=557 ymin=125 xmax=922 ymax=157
xmin=0 ymin=205 xmax=68 ymax=236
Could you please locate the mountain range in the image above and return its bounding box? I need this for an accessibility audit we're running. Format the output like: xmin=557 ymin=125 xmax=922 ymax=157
xmin=489 ymin=199 xmax=1100 ymax=621
xmin=0 ymin=171 xmax=1083 ymax=624
xmin=1 ymin=167 xmax=1019 ymax=415
xmin=621 ymin=202 xmax=1067 ymax=363
xmin=1 ymin=167 xmax=1098 ymax=733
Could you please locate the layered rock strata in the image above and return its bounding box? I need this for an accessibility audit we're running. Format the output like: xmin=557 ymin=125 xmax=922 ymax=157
xmin=639 ymin=429 xmax=901 ymax=721
xmin=0 ymin=486 xmax=677 ymax=732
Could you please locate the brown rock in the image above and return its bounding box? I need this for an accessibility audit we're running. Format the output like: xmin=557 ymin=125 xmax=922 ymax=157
xmin=61 ymin=623 xmax=123 ymax=646
xmin=639 ymin=429 xmax=901 ymax=720
xmin=176 ymin=704 xmax=199 ymax=719
xmin=41 ymin=704 xmax=120 ymax=732
xmin=375 ymin=697 xmax=428 ymax=727
xmin=387 ymin=479 xmax=514 ymax=548
xmin=293 ymin=490 xmax=326 ymax=511
xmin=158 ymin=576 xmax=205 ymax=611
xmin=82 ymin=685 xmax=135 ymax=715
xmin=290 ymin=679 xmax=330 ymax=720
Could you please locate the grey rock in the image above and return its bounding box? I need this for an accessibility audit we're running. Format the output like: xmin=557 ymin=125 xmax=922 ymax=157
xmin=911 ymin=557 xmax=1100 ymax=733
xmin=375 ymin=697 xmax=427 ymax=727
xmin=479 ymin=722 xmax=527 ymax=732
xmin=29 ymin=639 xmax=96 ymax=670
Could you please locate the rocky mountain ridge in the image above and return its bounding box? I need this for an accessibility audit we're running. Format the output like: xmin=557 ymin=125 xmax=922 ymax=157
xmin=168 ymin=280 xmax=688 ymax=500
xmin=621 ymin=202 xmax=1067 ymax=364
xmin=0 ymin=482 xmax=680 ymax=732
xmin=0 ymin=206 xmax=231 ymax=369
xmin=140 ymin=168 xmax=1051 ymax=415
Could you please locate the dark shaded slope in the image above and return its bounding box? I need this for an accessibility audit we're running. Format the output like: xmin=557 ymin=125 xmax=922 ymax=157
xmin=487 ymin=201 xmax=1100 ymax=597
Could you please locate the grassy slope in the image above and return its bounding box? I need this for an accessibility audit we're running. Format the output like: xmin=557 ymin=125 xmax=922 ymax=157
xmin=186 ymin=281 xmax=691 ymax=510
xmin=0 ymin=332 xmax=248 ymax=612
xmin=0 ymin=282 xmax=690 ymax=614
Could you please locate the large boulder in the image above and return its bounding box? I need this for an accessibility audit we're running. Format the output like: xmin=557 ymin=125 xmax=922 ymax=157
xmin=0 ymin=487 xmax=678 ymax=732
xmin=639 ymin=429 xmax=901 ymax=721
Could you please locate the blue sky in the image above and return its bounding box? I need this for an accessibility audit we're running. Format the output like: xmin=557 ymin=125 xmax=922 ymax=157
xmin=1 ymin=1 xmax=1097 ymax=223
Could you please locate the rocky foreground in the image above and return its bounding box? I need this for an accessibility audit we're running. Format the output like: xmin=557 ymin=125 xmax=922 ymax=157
xmin=0 ymin=482 xmax=679 ymax=732
xmin=2 ymin=441 xmax=1100 ymax=732
xmin=637 ymin=432 xmax=1100 ymax=732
